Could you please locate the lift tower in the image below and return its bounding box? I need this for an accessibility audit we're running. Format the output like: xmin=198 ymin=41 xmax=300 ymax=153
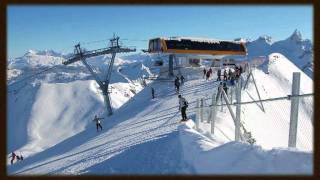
xmin=63 ymin=35 xmax=136 ymax=116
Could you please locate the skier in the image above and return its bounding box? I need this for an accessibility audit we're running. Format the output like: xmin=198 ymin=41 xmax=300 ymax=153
xmin=228 ymin=68 xmax=232 ymax=80
xmin=174 ymin=76 xmax=180 ymax=93
xmin=208 ymin=67 xmax=213 ymax=76
xmin=230 ymin=71 xmax=236 ymax=86
xmin=180 ymin=75 xmax=185 ymax=85
xmin=9 ymin=152 xmax=23 ymax=164
xmin=143 ymin=79 xmax=147 ymax=87
xmin=239 ymin=65 xmax=243 ymax=74
xmin=93 ymin=115 xmax=104 ymax=132
xmin=151 ymin=87 xmax=155 ymax=99
xmin=223 ymin=69 xmax=228 ymax=81
xmin=206 ymin=70 xmax=211 ymax=80
xmin=178 ymin=94 xmax=188 ymax=122
xmin=9 ymin=152 xmax=17 ymax=165
xmin=235 ymin=67 xmax=240 ymax=79
xmin=217 ymin=68 xmax=221 ymax=81
xmin=203 ymin=68 xmax=207 ymax=79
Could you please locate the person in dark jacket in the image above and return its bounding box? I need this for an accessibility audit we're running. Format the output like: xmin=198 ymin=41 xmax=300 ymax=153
xmin=223 ymin=69 xmax=228 ymax=81
xmin=206 ymin=70 xmax=211 ymax=80
xmin=178 ymin=94 xmax=188 ymax=121
xmin=228 ymin=68 xmax=232 ymax=80
xmin=9 ymin=152 xmax=17 ymax=165
xmin=174 ymin=77 xmax=180 ymax=93
xmin=151 ymin=87 xmax=155 ymax=99
xmin=217 ymin=69 xmax=221 ymax=81
xmin=203 ymin=68 xmax=207 ymax=78
xmin=180 ymin=75 xmax=185 ymax=85
xmin=93 ymin=115 xmax=104 ymax=132
xmin=208 ymin=68 xmax=213 ymax=76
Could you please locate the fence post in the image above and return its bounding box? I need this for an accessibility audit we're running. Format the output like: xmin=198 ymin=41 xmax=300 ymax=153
xmin=235 ymin=79 xmax=242 ymax=141
xmin=200 ymin=98 xmax=204 ymax=122
xmin=288 ymin=72 xmax=301 ymax=148
xmin=211 ymin=92 xmax=217 ymax=134
xmin=196 ymin=99 xmax=200 ymax=130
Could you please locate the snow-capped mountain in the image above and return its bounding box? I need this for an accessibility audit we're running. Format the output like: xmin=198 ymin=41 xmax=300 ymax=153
xmin=245 ymin=30 xmax=313 ymax=78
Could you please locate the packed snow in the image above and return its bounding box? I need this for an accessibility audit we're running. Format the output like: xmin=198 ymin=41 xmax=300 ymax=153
xmin=7 ymin=31 xmax=313 ymax=175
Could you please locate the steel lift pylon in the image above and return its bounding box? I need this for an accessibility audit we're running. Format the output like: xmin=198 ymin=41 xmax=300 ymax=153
xmin=63 ymin=35 xmax=136 ymax=116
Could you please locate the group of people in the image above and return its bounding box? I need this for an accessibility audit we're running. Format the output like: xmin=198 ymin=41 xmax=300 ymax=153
xmin=174 ymin=75 xmax=185 ymax=93
xmin=216 ymin=65 xmax=244 ymax=86
xmin=203 ymin=68 xmax=213 ymax=80
xmin=9 ymin=152 xmax=23 ymax=165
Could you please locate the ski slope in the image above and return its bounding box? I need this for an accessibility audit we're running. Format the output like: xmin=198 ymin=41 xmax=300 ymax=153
xmin=8 ymin=64 xmax=312 ymax=175
xmin=7 ymin=53 xmax=151 ymax=158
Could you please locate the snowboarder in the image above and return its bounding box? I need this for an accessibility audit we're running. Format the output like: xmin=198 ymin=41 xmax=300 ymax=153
xmin=217 ymin=69 xmax=221 ymax=81
xmin=151 ymin=87 xmax=155 ymax=99
xmin=93 ymin=115 xmax=104 ymax=132
xmin=180 ymin=75 xmax=185 ymax=85
xmin=203 ymin=68 xmax=207 ymax=78
xmin=174 ymin=76 xmax=180 ymax=93
xmin=178 ymin=94 xmax=188 ymax=121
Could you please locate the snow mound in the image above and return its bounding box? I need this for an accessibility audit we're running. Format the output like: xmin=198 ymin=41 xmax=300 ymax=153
xmin=179 ymin=121 xmax=312 ymax=174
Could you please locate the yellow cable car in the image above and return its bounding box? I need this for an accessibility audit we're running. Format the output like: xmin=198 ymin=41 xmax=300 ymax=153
xmin=148 ymin=37 xmax=247 ymax=56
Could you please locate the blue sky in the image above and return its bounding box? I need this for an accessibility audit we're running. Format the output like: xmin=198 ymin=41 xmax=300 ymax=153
xmin=7 ymin=5 xmax=313 ymax=58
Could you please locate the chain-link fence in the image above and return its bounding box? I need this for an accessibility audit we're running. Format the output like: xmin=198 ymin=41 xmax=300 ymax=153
xmin=194 ymin=71 xmax=313 ymax=152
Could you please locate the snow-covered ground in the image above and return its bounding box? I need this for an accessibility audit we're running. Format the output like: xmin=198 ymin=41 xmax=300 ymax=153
xmin=7 ymin=54 xmax=312 ymax=174
xmin=7 ymin=52 xmax=153 ymax=159
xmin=7 ymin=33 xmax=313 ymax=174
xmin=197 ymin=53 xmax=313 ymax=152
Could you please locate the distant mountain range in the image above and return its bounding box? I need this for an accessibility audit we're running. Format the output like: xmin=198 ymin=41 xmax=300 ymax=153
xmin=8 ymin=29 xmax=313 ymax=79
xmin=240 ymin=29 xmax=313 ymax=78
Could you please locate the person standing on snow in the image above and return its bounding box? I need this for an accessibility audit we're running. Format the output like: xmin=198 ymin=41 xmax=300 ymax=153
xmin=180 ymin=75 xmax=185 ymax=85
xmin=206 ymin=70 xmax=211 ymax=80
xmin=9 ymin=152 xmax=17 ymax=165
xmin=208 ymin=67 xmax=213 ymax=76
xmin=228 ymin=68 xmax=232 ymax=80
xmin=178 ymin=94 xmax=188 ymax=121
xmin=203 ymin=68 xmax=207 ymax=79
xmin=93 ymin=115 xmax=104 ymax=132
xmin=223 ymin=69 xmax=228 ymax=81
xmin=174 ymin=76 xmax=180 ymax=93
xmin=151 ymin=87 xmax=155 ymax=99
xmin=217 ymin=68 xmax=221 ymax=81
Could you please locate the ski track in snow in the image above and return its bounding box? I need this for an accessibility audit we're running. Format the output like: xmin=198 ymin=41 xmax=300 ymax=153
xmin=7 ymin=51 xmax=313 ymax=175
xmin=9 ymin=74 xmax=215 ymax=175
